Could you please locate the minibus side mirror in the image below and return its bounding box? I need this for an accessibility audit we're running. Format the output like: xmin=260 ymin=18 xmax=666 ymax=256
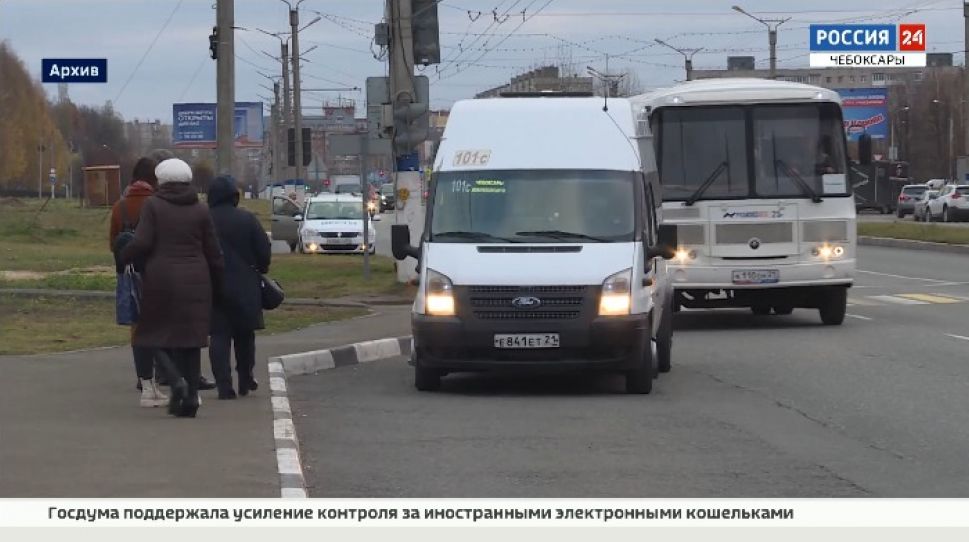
xmin=647 ymin=224 xmax=677 ymax=260
xmin=391 ymin=224 xmax=421 ymax=261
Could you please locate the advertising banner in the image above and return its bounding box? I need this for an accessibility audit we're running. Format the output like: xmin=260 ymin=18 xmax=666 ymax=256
xmin=836 ymin=88 xmax=889 ymax=140
xmin=173 ymin=102 xmax=264 ymax=148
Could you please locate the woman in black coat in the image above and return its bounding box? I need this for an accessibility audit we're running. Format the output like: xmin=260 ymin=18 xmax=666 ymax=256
xmin=207 ymin=176 xmax=272 ymax=399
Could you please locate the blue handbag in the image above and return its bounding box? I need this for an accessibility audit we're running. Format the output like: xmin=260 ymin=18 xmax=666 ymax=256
xmin=115 ymin=265 xmax=143 ymax=325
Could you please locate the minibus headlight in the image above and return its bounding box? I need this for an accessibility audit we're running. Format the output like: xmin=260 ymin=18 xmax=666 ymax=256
xmin=599 ymin=268 xmax=632 ymax=316
xmin=425 ymin=268 xmax=455 ymax=316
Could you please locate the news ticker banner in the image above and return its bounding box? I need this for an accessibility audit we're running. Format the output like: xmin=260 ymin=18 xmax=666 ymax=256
xmin=4 ymin=500 xmax=969 ymax=528
xmin=810 ymin=24 xmax=926 ymax=68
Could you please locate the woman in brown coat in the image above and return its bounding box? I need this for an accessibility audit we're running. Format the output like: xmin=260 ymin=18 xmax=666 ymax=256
xmin=122 ymin=158 xmax=225 ymax=418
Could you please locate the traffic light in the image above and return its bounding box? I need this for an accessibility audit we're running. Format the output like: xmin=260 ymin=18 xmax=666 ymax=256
xmin=392 ymin=76 xmax=430 ymax=153
xmin=858 ymin=133 xmax=872 ymax=165
xmin=209 ymin=26 xmax=218 ymax=60
xmin=411 ymin=0 xmax=441 ymax=65
xmin=287 ymin=128 xmax=311 ymax=167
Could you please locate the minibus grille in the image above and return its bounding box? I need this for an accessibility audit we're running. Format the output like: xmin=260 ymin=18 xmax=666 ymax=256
xmin=464 ymin=285 xmax=588 ymax=320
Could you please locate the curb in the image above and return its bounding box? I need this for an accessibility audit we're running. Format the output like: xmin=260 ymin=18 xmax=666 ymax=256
xmin=266 ymin=336 xmax=412 ymax=499
xmin=0 ymin=288 xmax=405 ymax=308
xmin=858 ymin=236 xmax=969 ymax=255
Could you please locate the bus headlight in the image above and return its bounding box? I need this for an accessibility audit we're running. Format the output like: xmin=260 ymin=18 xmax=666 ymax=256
xmin=812 ymin=244 xmax=845 ymax=260
xmin=599 ymin=268 xmax=632 ymax=316
xmin=674 ymin=247 xmax=698 ymax=264
xmin=425 ymin=268 xmax=455 ymax=316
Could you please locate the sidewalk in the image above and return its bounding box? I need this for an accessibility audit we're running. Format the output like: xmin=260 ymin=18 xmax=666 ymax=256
xmin=0 ymin=305 xmax=410 ymax=497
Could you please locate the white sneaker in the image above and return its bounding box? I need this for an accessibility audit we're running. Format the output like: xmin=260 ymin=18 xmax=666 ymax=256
xmin=139 ymin=380 xmax=167 ymax=408
xmin=152 ymin=380 xmax=169 ymax=402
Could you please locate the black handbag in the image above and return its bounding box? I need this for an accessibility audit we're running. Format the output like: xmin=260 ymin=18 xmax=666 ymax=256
xmin=260 ymin=273 xmax=285 ymax=310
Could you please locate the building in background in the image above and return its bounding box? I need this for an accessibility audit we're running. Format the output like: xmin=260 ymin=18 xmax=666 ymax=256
xmin=693 ymin=54 xmax=959 ymax=89
xmin=475 ymin=66 xmax=594 ymax=98
xmin=125 ymin=119 xmax=171 ymax=157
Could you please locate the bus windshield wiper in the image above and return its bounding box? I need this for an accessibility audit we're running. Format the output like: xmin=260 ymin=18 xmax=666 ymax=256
xmin=515 ymin=230 xmax=612 ymax=242
xmin=685 ymin=161 xmax=728 ymax=206
xmin=433 ymin=231 xmax=518 ymax=243
xmin=774 ymin=159 xmax=823 ymax=203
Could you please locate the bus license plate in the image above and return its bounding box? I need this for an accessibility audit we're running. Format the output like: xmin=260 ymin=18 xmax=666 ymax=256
xmin=732 ymin=269 xmax=780 ymax=285
xmin=494 ymin=334 xmax=560 ymax=349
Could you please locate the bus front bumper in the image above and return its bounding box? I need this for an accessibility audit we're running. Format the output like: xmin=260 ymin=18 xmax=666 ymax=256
xmin=668 ymin=259 xmax=855 ymax=290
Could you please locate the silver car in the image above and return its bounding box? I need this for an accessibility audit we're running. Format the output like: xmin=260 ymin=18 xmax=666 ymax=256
xmin=913 ymin=190 xmax=939 ymax=222
xmin=896 ymin=184 xmax=927 ymax=218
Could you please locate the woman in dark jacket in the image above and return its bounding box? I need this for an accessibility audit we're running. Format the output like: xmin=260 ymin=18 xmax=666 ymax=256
xmin=121 ymin=158 xmax=225 ymax=417
xmin=207 ymin=175 xmax=271 ymax=399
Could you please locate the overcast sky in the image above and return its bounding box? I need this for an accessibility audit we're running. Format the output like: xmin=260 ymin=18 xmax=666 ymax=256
xmin=0 ymin=0 xmax=964 ymax=122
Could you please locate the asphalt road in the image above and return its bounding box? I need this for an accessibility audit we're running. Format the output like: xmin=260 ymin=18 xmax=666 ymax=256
xmin=287 ymin=245 xmax=969 ymax=497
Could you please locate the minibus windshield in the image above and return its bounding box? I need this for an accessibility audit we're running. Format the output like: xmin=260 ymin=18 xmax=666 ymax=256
xmin=430 ymin=170 xmax=637 ymax=243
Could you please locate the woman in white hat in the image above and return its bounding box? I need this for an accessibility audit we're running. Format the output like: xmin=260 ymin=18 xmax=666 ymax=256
xmin=121 ymin=158 xmax=225 ymax=417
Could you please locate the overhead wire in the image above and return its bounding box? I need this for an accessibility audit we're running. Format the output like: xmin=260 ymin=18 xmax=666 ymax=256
xmin=112 ymin=0 xmax=185 ymax=105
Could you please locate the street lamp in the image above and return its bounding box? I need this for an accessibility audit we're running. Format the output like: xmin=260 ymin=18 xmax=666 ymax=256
xmin=731 ymin=5 xmax=790 ymax=80
xmin=654 ymin=39 xmax=702 ymax=81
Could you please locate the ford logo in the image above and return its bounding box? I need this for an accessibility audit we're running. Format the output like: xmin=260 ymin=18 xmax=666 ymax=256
xmin=511 ymin=296 xmax=542 ymax=309
xmin=749 ymin=238 xmax=761 ymax=250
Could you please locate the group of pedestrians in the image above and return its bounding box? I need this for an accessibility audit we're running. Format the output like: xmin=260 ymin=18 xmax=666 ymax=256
xmin=109 ymin=151 xmax=271 ymax=417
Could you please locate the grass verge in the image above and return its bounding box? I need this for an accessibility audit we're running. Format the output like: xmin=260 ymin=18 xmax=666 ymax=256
xmin=0 ymin=295 xmax=366 ymax=356
xmin=858 ymin=222 xmax=969 ymax=245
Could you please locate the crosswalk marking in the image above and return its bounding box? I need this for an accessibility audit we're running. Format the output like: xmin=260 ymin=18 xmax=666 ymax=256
xmin=896 ymin=293 xmax=962 ymax=304
xmin=867 ymin=295 xmax=929 ymax=305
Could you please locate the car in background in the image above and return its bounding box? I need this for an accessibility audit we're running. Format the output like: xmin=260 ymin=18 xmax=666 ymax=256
xmin=378 ymin=182 xmax=396 ymax=211
xmin=334 ymin=182 xmax=363 ymax=195
xmin=913 ymin=190 xmax=939 ymax=222
xmin=926 ymin=184 xmax=969 ymax=222
xmin=896 ymin=184 xmax=927 ymax=218
xmin=297 ymin=193 xmax=378 ymax=254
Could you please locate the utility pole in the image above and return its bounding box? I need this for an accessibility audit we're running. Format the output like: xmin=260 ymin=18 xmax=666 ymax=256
xmin=216 ymin=0 xmax=235 ymax=176
xmin=732 ymin=5 xmax=789 ymax=80
xmin=37 ymin=142 xmax=44 ymax=199
xmin=271 ymin=82 xmax=281 ymax=185
xmin=286 ymin=1 xmax=305 ymax=183
xmin=388 ymin=0 xmax=418 ymax=282
xmin=654 ymin=39 xmax=702 ymax=81
xmin=964 ymin=2 xmax=969 ymax=167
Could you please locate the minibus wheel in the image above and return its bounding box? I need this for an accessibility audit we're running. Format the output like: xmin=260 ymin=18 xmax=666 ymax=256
xmin=656 ymin=311 xmax=673 ymax=374
xmin=414 ymin=354 xmax=442 ymax=392
xmin=625 ymin=330 xmax=654 ymax=394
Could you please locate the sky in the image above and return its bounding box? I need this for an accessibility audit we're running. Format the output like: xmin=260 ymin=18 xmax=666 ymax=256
xmin=0 ymin=0 xmax=965 ymax=122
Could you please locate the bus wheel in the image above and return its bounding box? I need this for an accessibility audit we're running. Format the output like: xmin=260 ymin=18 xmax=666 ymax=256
xmin=751 ymin=304 xmax=771 ymax=316
xmin=819 ymin=288 xmax=847 ymax=326
xmin=773 ymin=304 xmax=793 ymax=315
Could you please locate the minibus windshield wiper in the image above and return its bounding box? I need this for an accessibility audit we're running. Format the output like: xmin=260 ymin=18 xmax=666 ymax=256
xmin=774 ymin=159 xmax=823 ymax=203
xmin=433 ymin=231 xmax=518 ymax=243
xmin=684 ymin=161 xmax=728 ymax=206
xmin=515 ymin=230 xmax=612 ymax=242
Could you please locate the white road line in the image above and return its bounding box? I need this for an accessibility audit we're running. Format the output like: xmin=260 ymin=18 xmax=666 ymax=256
xmin=945 ymin=333 xmax=969 ymax=342
xmin=868 ymin=295 xmax=929 ymax=305
xmin=846 ymin=314 xmax=873 ymax=321
xmin=856 ymin=269 xmax=948 ymax=283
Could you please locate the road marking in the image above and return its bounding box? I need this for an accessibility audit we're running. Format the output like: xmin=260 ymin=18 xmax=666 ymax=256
xmin=846 ymin=314 xmax=873 ymax=321
xmin=896 ymin=293 xmax=962 ymax=304
xmin=847 ymin=297 xmax=879 ymax=306
xmin=945 ymin=333 xmax=969 ymax=342
xmin=856 ymin=269 xmax=948 ymax=283
xmin=868 ymin=295 xmax=929 ymax=305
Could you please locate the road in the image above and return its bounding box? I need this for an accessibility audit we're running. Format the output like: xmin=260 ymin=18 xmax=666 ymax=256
xmin=286 ymin=244 xmax=969 ymax=497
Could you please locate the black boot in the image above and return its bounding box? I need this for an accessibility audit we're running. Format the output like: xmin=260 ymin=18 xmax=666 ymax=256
xmin=167 ymin=378 xmax=188 ymax=416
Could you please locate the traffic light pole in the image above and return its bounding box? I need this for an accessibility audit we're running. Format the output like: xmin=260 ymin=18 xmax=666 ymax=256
xmin=388 ymin=0 xmax=423 ymax=283
xmin=216 ymin=0 xmax=235 ymax=176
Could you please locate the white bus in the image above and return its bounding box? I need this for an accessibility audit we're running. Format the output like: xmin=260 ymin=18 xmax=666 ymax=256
xmin=630 ymin=79 xmax=857 ymax=325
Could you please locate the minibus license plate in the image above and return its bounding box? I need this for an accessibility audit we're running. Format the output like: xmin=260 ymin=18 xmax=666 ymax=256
xmin=494 ymin=334 xmax=560 ymax=349
xmin=732 ymin=269 xmax=780 ymax=285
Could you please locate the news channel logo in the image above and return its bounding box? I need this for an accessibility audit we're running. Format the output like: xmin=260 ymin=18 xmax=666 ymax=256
xmin=809 ymin=24 xmax=926 ymax=68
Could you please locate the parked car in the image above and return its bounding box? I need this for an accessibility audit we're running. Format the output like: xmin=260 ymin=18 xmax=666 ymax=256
xmin=270 ymin=195 xmax=302 ymax=252
xmin=913 ymin=190 xmax=938 ymax=222
xmin=378 ymin=182 xmax=396 ymax=211
xmin=926 ymin=184 xmax=969 ymax=222
xmin=896 ymin=184 xmax=927 ymax=218
xmin=296 ymin=193 xmax=378 ymax=255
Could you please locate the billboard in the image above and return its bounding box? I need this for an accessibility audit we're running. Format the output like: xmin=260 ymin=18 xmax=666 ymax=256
xmin=837 ymin=88 xmax=889 ymax=140
xmin=172 ymin=102 xmax=264 ymax=148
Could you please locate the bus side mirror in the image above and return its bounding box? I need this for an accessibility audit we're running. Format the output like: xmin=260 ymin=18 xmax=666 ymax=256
xmin=647 ymin=224 xmax=677 ymax=260
xmin=391 ymin=224 xmax=420 ymax=261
